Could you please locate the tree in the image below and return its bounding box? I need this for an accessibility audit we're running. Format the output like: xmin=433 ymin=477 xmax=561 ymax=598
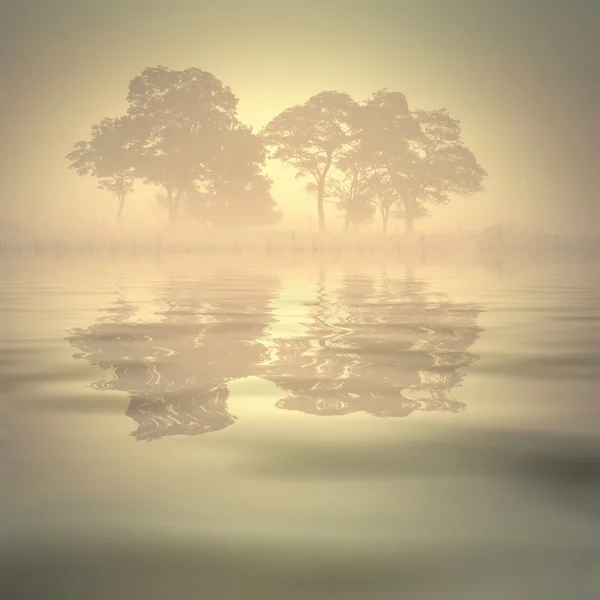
xmin=196 ymin=124 xmax=282 ymax=228
xmin=350 ymin=89 xmax=421 ymax=234
xmin=352 ymin=92 xmax=486 ymax=235
xmin=126 ymin=66 xmax=239 ymax=223
xmin=398 ymin=108 xmax=487 ymax=234
xmin=329 ymin=143 xmax=376 ymax=231
xmin=261 ymin=91 xmax=357 ymax=233
xmin=66 ymin=116 xmax=137 ymax=224
xmin=365 ymin=168 xmax=401 ymax=234
xmin=329 ymin=168 xmax=376 ymax=231
xmin=332 ymin=151 xmax=399 ymax=234
xmin=391 ymin=201 xmax=429 ymax=228
xmin=70 ymin=66 xmax=281 ymax=230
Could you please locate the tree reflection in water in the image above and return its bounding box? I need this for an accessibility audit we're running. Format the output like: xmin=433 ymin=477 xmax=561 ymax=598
xmin=67 ymin=275 xmax=279 ymax=439
xmin=67 ymin=270 xmax=483 ymax=439
xmin=261 ymin=271 xmax=483 ymax=419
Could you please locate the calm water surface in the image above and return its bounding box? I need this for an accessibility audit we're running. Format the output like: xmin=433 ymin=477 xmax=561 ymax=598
xmin=2 ymin=256 xmax=600 ymax=599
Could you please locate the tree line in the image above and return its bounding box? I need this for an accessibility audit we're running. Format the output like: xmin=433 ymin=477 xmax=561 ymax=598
xmin=67 ymin=66 xmax=487 ymax=234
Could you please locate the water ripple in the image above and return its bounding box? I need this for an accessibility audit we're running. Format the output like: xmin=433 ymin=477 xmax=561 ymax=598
xmin=61 ymin=272 xmax=483 ymax=439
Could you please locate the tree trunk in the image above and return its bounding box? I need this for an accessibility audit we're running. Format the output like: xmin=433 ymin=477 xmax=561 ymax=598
xmin=316 ymin=158 xmax=332 ymax=234
xmin=167 ymin=205 xmax=177 ymax=225
xmin=403 ymin=195 xmax=417 ymax=235
xmin=382 ymin=211 xmax=389 ymax=235
xmin=166 ymin=189 xmax=181 ymax=225
xmin=317 ymin=183 xmax=326 ymax=234
xmin=116 ymin=195 xmax=125 ymax=226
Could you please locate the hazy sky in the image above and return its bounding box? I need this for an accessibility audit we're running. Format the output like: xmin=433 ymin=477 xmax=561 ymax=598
xmin=2 ymin=0 xmax=599 ymax=235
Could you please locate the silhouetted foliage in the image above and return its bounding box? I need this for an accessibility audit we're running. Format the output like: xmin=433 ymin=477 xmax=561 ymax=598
xmin=68 ymin=66 xmax=279 ymax=228
xmin=126 ymin=66 xmax=236 ymax=223
xmin=329 ymin=143 xmax=376 ymax=230
xmin=328 ymin=164 xmax=376 ymax=231
xmin=65 ymin=117 xmax=137 ymax=223
xmin=261 ymin=91 xmax=358 ymax=233
xmin=400 ymin=108 xmax=487 ymax=233
xmin=191 ymin=123 xmax=281 ymax=228
xmin=265 ymin=87 xmax=487 ymax=234
xmin=364 ymin=170 xmax=400 ymax=235
xmin=329 ymin=89 xmax=419 ymax=234
xmin=353 ymin=101 xmax=487 ymax=234
xmin=66 ymin=68 xmax=487 ymax=233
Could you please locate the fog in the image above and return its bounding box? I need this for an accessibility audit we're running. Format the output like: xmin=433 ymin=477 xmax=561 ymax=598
xmin=2 ymin=1 xmax=600 ymax=241
xmin=3 ymin=3 xmax=600 ymax=599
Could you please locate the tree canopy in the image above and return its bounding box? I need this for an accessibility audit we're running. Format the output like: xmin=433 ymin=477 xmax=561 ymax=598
xmin=262 ymin=87 xmax=486 ymax=234
xmin=67 ymin=66 xmax=487 ymax=234
xmin=66 ymin=116 xmax=137 ymax=223
xmin=261 ymin=91 xmax=358 ymax=233
xmin=67 ymin=66 xmax=278 ymax=228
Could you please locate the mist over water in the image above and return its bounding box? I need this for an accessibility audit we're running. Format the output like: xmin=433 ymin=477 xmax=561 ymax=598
xmin=4 ymin=0 xmax=600 ymax=596
xmin=2 ymin=254 xmax=600 ymax=599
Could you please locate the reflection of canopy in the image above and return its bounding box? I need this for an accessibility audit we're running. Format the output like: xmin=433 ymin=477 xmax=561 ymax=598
xmin=126 ymin=387 xmax=233 ymax=440
xmin=67 ymin=276 xmax=279 ymax=440
xmin=66 ymin=272 xmax=483 ymax=439
xmin=261 ymin=275 xmax=483 ymax=419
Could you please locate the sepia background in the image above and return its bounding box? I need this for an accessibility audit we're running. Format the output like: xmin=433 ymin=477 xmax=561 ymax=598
xmin=2 ymin=0 xmax=599 ymax=236
xmin=3 ymin=2 xmax=600 ymax=598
